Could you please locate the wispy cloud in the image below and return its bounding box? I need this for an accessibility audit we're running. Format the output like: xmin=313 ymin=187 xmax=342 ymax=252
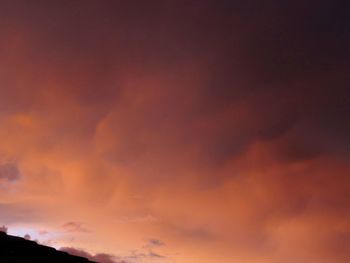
xmin=116 ymin=214 xmax=159 ymax=224
xmin=60 ymin=247 xmax=120 ymax=263
xmin=62 ymin=222 xmax=90 ymax=233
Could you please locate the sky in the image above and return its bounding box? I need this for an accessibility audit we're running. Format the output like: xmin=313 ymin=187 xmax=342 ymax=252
xmin=0 ymin=1 xmax=349 ymax=262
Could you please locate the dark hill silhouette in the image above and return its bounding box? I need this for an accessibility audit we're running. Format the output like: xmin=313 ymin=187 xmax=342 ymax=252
xmin=0 ymin=231 xmax=96 ymax=262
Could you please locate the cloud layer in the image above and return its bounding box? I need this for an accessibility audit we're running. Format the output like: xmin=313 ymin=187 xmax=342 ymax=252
xmin=0 ymin=1 xmax=349 ymax=262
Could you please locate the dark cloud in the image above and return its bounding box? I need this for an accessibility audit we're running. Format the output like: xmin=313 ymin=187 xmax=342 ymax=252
xmin=0 ymin=0 xmax=349 ymax=168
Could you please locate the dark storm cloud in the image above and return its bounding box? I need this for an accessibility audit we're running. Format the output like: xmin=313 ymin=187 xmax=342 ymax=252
xmin=1 ymin=1 xmax=348 ymax=150
xmin=0 ymin=0 xmax=348 ymax=198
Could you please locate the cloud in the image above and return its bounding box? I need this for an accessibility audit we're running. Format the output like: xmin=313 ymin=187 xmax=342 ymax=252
xmin=0 ymin=1 xmax=349 ymax=263
xmin=148 ymin=239 xmax=165 ymax=247
xmin=116 ymin=214 xmax=159 ymax=224
xmin=62 ymin=222 xmax=89 ymax=233
xmin=148 ymin=251 xmax=165 ymax=258
xmin=136 ymin=239 xmax=167 ymax=260
xmin=60 ymin=247 xmax=122 ymax=263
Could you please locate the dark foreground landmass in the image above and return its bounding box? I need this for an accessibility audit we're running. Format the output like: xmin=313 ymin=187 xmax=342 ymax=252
xmin=0 ymin=231 xmax=96 ymax=262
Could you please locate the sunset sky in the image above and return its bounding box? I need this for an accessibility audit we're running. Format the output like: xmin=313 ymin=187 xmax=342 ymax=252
xmin=0 ymin=1 xmax=349 ymax=262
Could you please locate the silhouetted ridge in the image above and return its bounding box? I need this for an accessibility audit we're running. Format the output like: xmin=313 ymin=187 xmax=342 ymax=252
xmin=0 ymin=231 xmax=96 ymax=262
